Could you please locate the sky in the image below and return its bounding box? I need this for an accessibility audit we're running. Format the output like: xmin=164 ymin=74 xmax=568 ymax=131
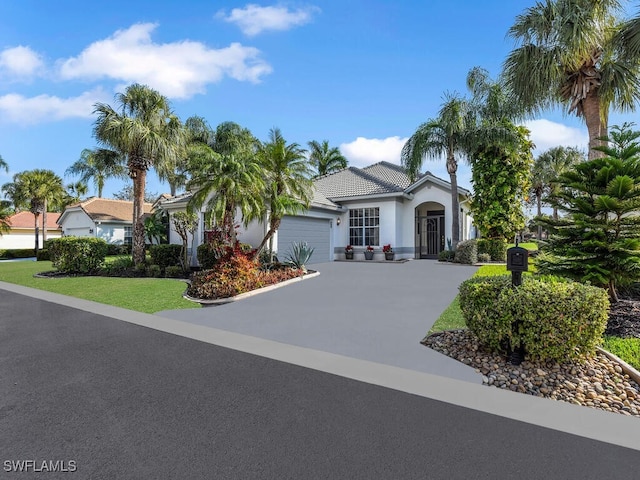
xmin=0 ymin=0 xmax=635 ymax=201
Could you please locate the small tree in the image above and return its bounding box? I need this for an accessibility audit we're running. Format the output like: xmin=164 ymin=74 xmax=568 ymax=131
xmin=469 ymin=123 xmax=533 ymax=241
xmin=171 ymin=211 xmax=198 ymax=271
xmin=537 ymin=123 xmax=640 ymax=302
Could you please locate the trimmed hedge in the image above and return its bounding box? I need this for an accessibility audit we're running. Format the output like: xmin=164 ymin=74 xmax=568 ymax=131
xmin=454 ymin=240 xmax=477 ymax=265
xmin=48 ymin=237 xmax=108 ymax=274
xmin=459 ymin=275 xmax=609 ymax=362
xmin=438 ymin=249 xmax=455 ymax=262
xmin=0 ymin=248 xmax=36 ymax=259
xmin=477 ymin=238 xmax=507 ymax=262
xmin=149 ymin=244 xmax=182 ymax=269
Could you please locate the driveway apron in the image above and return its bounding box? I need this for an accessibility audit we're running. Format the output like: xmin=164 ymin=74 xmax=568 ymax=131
xmin=158 ymin=260 xmax=480 ymax=382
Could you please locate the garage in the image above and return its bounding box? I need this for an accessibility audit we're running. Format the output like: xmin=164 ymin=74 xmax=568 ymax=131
xmin=277 ymin=215 xmax=331 ymax=264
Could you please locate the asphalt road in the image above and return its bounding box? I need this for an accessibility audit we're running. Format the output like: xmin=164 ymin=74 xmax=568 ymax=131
xmin=1 ymin=289 xmax=639 ymax=479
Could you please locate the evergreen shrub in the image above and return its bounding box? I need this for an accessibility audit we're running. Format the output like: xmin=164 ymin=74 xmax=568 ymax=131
xmin=454 ymin=240 xmax=477 ymax=264
xmin=48 ymin=237 xmax=108 ymax=274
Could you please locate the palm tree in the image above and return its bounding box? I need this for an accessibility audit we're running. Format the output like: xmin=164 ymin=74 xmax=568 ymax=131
xmin=66 ymin=181 xmax=89 ymax=204
xmin=503 ymin=0 xmax=640 ymax=159
xmin=0 ymin=200 xmax=12 ymax=236
xmin=188 ymin=145 xmax=265 ymax=244
xmin=1 ymin=169 xmax=65 ymax=250
xmin=307 ymin=140 xmax=347 ymax=177
xmin=66 ymin=148 xmax=126 ymax=198
xmin=537 ymin=146 xmax=585 ymax=219
xmin=93 ymin=83 xmax=183 ymax=265
xmin=0 ymin=154 xmax=8 ymax=173
xmin=401 ymin=93 xmax=471 ymax=247
xmin=256 ymin=128 xmax=313 ymax=256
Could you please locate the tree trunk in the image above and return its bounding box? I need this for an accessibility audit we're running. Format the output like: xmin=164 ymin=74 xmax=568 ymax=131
xmin=446 ymin=152 xmax=460 ymax=247
xmin=536 ymin=193 xmax=542 ymax=240
xmin=42 ymin=199 xmax=48 ymax=243
xmin=34 ymin=213 xmax=40 ymax=254
xmin=255 ymin=215 xmax=281 ymax=260
xmin=170 ymin=182 xmax=177 ymax=197
xmin=132 ymin=168 xmax=147 ymax=265
xmin=583 ymin=92 xmax=606 ymax=160
xmin=98 ymin=179 xmax=104 ymax=198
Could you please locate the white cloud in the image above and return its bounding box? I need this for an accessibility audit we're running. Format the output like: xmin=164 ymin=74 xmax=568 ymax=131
xmin=218 ymin=4 xmax=319 ymax=36
xmin=0 ymin=45 xmax=45 ymax=78
xmin=339 ymin=136 xmax=409 ymax=168
xmin=0 ymin=88 xmax=108 ymax=125
xmin=57 ymin=23 xmax=272 ymax=98
xmin=524 ymin=119 xmax=589 ymax=155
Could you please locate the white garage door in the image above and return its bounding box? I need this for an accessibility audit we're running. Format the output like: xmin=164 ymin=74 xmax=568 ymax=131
xmin=277 ymin=215 xmax=331 ymax=264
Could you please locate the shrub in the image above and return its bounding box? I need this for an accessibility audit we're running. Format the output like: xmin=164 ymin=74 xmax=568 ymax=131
xmin=0 ymin=248 xmax=36 ymax=259
xmin=477 ymin=253 xmax=491 ymax=263
xmin=147 ymin=264 xmax=162 ymax=278
xmin=477 ymin=238 xmax=507 ymax=262
xmin=459 ymin=275 xmax=609 ymax=362
xmin=101 ymin=256 xmax=134 ymax=277
xmin=165 ymin=266 xmax=185 ymax=278
xmin=197 ymin=242 xmax=223 ymax=270
xmin=106 ymin=244 xmax=131 ymax=256
xmin=454 ymin=240 xmax=477 ymax=264
xmin=48 ymin=237 xmax=108 ymax=274
xmin=285 ymin=241 xmax=314 ymax=273
xmin=149 ymin=244 xmax=182 ymax=269
xmin=36 ymin=249 xmax=50 ymax=261
xmin=438 ymin=250 xmax=455 ymax=262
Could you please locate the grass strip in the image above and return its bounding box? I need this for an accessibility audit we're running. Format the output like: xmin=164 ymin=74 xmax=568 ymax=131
xmin=0 ymin=260 xmax=199 ymax=314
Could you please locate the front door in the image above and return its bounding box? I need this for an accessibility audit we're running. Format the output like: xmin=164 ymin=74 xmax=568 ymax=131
xmin=417 ymin=214 xmax=445 ymax=258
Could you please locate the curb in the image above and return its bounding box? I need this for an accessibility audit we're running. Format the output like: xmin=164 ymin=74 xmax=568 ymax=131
xmin=597 ymin=346 xmax=640 ymax=385
xmin=183 ymin=270 xmax=320 ymax=305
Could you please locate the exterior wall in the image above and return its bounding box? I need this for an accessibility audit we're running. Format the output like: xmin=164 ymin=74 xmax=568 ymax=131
xmin=96 ymin=223 xmax=127 ymax=244
xmin=60 ymin=210 xmax=94 ymax=237
xmin=0 ymin=229 xmax=62 ymax=249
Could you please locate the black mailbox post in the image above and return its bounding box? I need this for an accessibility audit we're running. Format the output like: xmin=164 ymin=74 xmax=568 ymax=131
xmin=505 ymin=240 xmax=529 ymax=364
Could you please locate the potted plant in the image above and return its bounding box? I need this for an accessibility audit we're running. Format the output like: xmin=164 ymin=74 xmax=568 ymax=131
xmin=345 ymin=245 xmax=354 ymax=260
xmin=364 ymin=245 xmax=374 ymax=260
xmin=382 ymin=244 xmax=394 ymax=261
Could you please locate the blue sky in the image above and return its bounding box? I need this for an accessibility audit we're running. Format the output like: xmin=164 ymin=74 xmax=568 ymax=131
xmin=0 ymin=1 xmax=634 ymax=200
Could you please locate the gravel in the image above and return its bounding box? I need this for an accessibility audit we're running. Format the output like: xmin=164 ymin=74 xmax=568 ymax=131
xmin=423 ymin=329 xmax=640 ymax=418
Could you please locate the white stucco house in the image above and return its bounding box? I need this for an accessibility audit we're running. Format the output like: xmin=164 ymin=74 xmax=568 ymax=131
xmin=160 ymin=161 xmax=473 ymax=265
xmin=57 ymin=197 xmax=153 ymax=245
xmin=0 ymin=211 xmax=62 ymax=249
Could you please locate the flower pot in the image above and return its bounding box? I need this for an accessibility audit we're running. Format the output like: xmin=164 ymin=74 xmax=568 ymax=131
xmin=345 ymin=251 xmax=354 ymax=260
xmin=385 ymin=252 xmax=395 ymax=261
xmin=364 ymin=251 xmax=374 ymax=260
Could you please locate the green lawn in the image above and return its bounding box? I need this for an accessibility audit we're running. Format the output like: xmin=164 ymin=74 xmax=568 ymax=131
xmin=0 ymin=260 xmax=200 ymax=314
xmin=508 ymin=242 xmax=538 ymax=250
xmin=428 ymin=263 xmax=640 ymax=370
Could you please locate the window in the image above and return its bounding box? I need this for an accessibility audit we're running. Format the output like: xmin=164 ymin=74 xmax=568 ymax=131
xmin=349 ymin=207 xmax=379 ymax=246
xmin=124 ymin=226 xmax=132 ymax=245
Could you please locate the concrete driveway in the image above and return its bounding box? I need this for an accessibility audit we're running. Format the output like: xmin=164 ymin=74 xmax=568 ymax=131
xmin=158 ymin=260 xmax=480 ymax=382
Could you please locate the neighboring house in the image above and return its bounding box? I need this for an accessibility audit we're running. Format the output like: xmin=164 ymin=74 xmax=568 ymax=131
xmin=0 ymin=211 xmax=62 ymax=249
xmin=160 ymin=161 xmax=473 ymax=265
xmin=57 ymin=197 xmax=153 ymax=245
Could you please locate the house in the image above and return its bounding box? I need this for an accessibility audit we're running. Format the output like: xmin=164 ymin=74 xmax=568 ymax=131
xmin=0 ymin=211 xmax=62 ymax=249
xmin=57 ymin=197 xmax=153 ymax=245
xmin=160 ymin=161 xmax=473 ymax=265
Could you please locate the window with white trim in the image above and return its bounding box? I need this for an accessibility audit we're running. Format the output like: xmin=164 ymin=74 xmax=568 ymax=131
xmin=349 ymin=207 xmax=379 ymax=246
xmin=124 ymin=226 xmax=132 ymax=245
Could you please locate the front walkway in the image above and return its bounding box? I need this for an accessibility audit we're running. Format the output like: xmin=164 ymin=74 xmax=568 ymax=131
xmin=157 ymin=260 xmax=481 ymax=383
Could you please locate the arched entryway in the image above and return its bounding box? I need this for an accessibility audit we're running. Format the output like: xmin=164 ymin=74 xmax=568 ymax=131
xmin=415 ymin=202 xmax=445 ymax=258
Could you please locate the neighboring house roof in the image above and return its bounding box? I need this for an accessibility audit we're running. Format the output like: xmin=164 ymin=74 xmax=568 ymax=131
xmin=59 ymin=198 xmax=153 ymax=225
xmin=7 ymin=211 xmax=61 ymax=229
xmin=313 ymin=161 xmax=470 ymax=200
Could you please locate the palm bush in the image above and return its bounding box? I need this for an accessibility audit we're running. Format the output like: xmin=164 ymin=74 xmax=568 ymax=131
xmin=285 ymin=242 xmax=314 ymax=273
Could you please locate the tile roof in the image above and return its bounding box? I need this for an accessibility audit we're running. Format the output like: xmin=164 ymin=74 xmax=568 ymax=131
xmin=65 ymin=198 xmax=153 ymax=223
xmin=7 ymin=211 xmax=61 ymax=229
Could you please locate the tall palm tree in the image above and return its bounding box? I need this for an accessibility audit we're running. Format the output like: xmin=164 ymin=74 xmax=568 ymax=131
xmin=0 ymin=200 xmax=12 ymax=236
xmin=401 ymin=93 xmax=471 ymax=246
xmin=1 ymin=169 xmax=65 ymax=250
xmin=503 ymin=0 xmax=640 ymax=159
xmin=307 ymin=140 xmax=347 ymax=177
xmin=66 ymin=181 xmax=89 ymax=204
xmin=66 ymin=148 xmax=126 ymax=198
xmin=0 ymin=154 xmax=8 ymax=173
xmin=256 ymin=128 xmax=313 ymax=256
xmin=93 ymin=83 xmax=183 ymax=265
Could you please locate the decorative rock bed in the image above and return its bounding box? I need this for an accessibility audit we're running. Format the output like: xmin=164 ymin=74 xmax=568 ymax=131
xmin=423 ymin=329 xmax=640 ymax=418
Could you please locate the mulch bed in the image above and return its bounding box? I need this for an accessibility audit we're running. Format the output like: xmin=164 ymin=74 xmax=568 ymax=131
xmin=606 ymin=298 xmax=640 ymax=338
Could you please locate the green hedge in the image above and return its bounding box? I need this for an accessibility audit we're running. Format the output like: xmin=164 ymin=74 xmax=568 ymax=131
xmin=459 ymin=275 xmax=609 ymax=362
xmin=197 ymin=242 xmax=223 ymax=270
xmin=0 ymin=248 xmax=36 ymax=259
xmin=477 ymin=238 xmax=507 ymax=262
xmin=438 ymin=250 xmax=455 ymax=262
xmin=149 ymin=244 xmax=182 ymax=269
xmin=454 ymin=240 xmax=477 ymax=265
xmin=48 ymin=237 xmax=108 ymax=274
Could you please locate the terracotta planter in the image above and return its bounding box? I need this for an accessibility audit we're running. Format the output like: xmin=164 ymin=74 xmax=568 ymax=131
xmin=364 ymin=251 xmax=374 ymax=260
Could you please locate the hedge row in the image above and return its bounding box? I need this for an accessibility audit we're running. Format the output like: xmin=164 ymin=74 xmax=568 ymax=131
xmin=459 ymin=275 xmax=609 ymax=362
xmin=0 ymin=248 xmax=36 ymax=259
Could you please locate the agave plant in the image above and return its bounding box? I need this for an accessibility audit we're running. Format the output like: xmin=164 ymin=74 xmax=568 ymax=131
xmin=285 ymin=241 xmax=314 ymax=273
